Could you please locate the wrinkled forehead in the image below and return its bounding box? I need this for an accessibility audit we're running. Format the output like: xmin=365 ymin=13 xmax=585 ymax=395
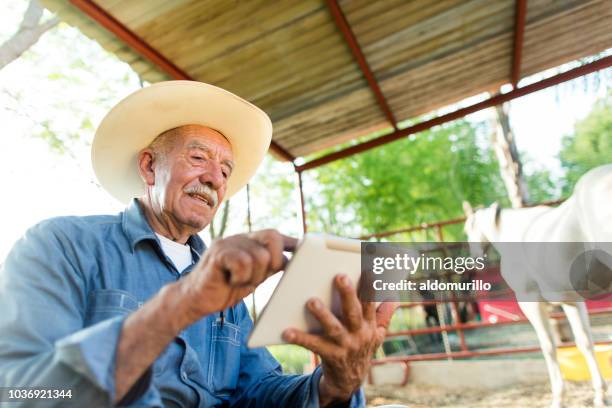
xmin=180 ymin=125 xmax=235 ymax=168
xmin=176 ymin=125 xmax=231 ymax=148
xmin=159 ymin=125 xmax=232 ymax=159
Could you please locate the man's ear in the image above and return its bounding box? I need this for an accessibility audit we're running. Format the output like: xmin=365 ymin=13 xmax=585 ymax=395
xmin=138 ymin=148 xmax=156 ymax=186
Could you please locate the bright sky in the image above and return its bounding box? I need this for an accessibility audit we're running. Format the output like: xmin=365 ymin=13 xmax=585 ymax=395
xmin=1 ymin=2 xmax=611 ymax=308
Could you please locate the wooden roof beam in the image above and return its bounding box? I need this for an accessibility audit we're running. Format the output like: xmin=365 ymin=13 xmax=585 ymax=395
xmin=295 ymin=55 xmax=612 ymax=172
xmin=70 ymin=0 xmax=189 ymax=79
xmin=326 ymin=0 xmax=398 ymax=131
xmin=511 ymin=0 xmax=527 ymax=88
xmin=69 ymin=0 xmax=296 ymax=162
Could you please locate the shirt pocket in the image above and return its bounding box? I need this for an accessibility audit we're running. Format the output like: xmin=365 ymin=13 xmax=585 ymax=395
xmin=84 ymin=289 xmax=140 ymax=326
xmin=208 ymin=320 xmax=242 ymax=396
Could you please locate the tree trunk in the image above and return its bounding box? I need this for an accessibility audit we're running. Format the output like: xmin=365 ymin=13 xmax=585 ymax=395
xmin=492 ymin=102 xmax=530 ymax=208
xmin=0 ymin=0 xmax=59 ymax=70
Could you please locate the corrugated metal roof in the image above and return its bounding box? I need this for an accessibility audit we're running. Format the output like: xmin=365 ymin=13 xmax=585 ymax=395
xmin=40 ymin=0 xmax=612 ymax=160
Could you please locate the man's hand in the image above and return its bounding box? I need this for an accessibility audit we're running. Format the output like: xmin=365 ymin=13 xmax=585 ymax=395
xmin=282 ymin=275 xmax=398 ymax=407
xmin=180 ymin=229 xmax=297 ymax=324
xmin=114 ymin=229 xmax=295 ymax=403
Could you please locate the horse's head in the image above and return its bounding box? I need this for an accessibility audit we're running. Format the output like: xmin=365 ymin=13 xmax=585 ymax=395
xmin=463 ymin=201 xmax=501 ymax=257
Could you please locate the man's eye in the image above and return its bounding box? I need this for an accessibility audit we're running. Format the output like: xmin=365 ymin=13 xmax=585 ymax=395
xmin=192 ymin=155 xmax=204 ymax=161
xmin=222 ymin=171 xmax=229 ymax=179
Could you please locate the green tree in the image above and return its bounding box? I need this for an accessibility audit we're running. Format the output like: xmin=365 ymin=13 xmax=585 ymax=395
xmin=305 ymin=120 xmax=510 ymax=240
xmin=524 ymin=166 xmax=558 ymax=203
xmin=559 ymin=95 xmax=612 ymax=194
xmin=248 ymin=155 xmax=300 ymax=235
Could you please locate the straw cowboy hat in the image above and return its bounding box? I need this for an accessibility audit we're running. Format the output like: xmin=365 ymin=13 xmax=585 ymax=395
xmin=91 ymin=80 xmax=272 ymax=204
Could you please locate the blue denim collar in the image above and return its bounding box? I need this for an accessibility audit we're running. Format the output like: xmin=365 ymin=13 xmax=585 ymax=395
xmin=122 ymin=198 xmax=206 ymax=254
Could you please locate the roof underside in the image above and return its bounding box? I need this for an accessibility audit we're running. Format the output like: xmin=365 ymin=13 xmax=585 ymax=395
xmin=42 ymin=0 xmax=612 ymax=160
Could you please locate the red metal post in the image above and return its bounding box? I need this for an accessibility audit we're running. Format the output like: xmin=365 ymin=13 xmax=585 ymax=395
xmin=511 ymin=0 xmax=528 ymax=88
xmin=434 ymin=225 xmax=469 ymax=353
xmin=326 ymin=0 xmax=398 ymax=130
xmin=434 ymin=225 xmax=445 ymax=243
xmin=69 ymin=0 xmax=189 ymax=79
xmin=295 ymin=55 xmax=612 ymax=172
xmin=434 ymin=225 xmax=468 ymax=351
xmin=449 ymin=301 xmax=469 ymax=352
xmin=69 ymin=0 xmax=295 ymax=162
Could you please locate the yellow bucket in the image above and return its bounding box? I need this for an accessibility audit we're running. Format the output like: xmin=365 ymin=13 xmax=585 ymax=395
xmin=557 ymin=344 xmax=612 ymax=381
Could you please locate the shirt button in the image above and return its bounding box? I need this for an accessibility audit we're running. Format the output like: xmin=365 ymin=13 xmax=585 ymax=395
xmin=181 ymin=372 xmax=188 ymax=381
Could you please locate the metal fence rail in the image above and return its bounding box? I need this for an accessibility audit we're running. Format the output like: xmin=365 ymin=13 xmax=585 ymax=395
xmin=363 ymin=198 xmax=611 ymax=384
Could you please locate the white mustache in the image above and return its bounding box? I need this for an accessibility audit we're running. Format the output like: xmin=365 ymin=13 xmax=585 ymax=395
xmin=184 ymin=184 xmax=219 ymax=208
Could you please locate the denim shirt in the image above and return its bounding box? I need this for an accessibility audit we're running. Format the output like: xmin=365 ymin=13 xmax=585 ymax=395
xmin=0 ymin=200 xmax=364 ymax=407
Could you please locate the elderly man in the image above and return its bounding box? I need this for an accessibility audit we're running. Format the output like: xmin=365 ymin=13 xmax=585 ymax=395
xmin=0 ymin=81 xmax=395 ymax=407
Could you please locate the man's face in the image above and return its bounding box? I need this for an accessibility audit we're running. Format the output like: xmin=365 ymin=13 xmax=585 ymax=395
xmin=152 ymin=125 xmax=234 ymax=232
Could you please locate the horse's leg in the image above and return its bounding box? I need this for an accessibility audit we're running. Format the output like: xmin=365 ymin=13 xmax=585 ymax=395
xmin=519 ymin=301 xmax=565 ymax=408
xmin=561 ymin=302 xmax=608 ymax=407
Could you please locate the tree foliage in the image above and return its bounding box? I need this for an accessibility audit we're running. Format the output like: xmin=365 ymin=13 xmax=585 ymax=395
xmin=523 ymin=165 xmax=558 ymax=203
xmin=559 ymin=94 xmax=612 ymax=194
xmin=2 ymin=19 xmax=141 ymax=157
xmin=305 ymin=120 xmax=510 ymax=240
xmin=248 ymin=155 xmax=300 ymax=234
xmin=0 ymin=0 xmax=58 ymax=70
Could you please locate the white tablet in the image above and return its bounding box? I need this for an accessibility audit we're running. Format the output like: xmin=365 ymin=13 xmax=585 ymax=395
xmin=247 ymin=233 xmax=362 ymax=348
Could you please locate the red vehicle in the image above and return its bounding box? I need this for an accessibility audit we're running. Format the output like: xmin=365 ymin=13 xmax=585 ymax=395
xmin=477 ymin=268 xmax=612 ymax=323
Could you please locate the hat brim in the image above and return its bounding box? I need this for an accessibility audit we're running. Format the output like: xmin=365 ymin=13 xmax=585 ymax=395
xmin=92 ymin=81 xmax=272 ymax=204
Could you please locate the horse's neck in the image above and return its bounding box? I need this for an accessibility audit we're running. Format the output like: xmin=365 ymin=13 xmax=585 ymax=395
xmin=494 ymin=199 xmax=583 ymax=242
xmin=491 ymin=207 xmax=555 ymax=242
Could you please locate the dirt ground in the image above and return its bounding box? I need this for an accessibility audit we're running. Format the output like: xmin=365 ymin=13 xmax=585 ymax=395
xmin=365 ymin=380 xmax=612 ymax=407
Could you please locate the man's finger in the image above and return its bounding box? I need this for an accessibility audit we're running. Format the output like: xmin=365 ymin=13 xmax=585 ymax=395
xmin=362 ymin=301 xmax=376 ymax=322
xmin=281 ymin=234 xmax=298 ymax=252
xmin=219 ymin=248 xmax=253 ymax=286
xmin=280 ymin=234 xmax=297 ymax=271
xmin=375 ymin=326 xmax=388 ymax=345
xmin=248 ymin=230 xmax=298 ymax=252
xmin=282 ymin=328 xmax=336 ymax=356
xmin=375 ymin=302 xmax=400 ymax=330
xmin=241 ymin=239 xmax=271 ymax=285
xmin=248 ymin=230 xmax=297 ymax=272
xmin=335 ymin=275 xmax=363 ymax=331
xmin=306 ymin=297 xmax=347 ymax=343
xmin=248 ymin=230 xmax=283 ymax=273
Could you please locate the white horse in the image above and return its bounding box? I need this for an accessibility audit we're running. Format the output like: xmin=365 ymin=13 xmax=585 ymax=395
xmin=463 ymin=164 xmax=612 ymax=408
